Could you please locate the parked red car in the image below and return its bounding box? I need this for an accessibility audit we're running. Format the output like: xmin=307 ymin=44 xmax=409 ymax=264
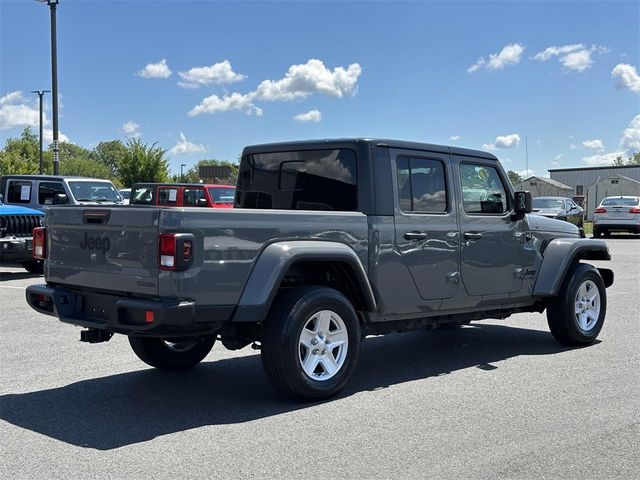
xmin=129 ymin=183 xmax=235 ymax=208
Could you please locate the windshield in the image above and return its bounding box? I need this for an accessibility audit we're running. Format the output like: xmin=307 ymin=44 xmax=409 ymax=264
xmin=208 ymin=187 xmax=236 ymax=203
xmin=601 ymin=197 xmax=639 ymax=207
xmin=68 ymin=181 xmax=122 ymax=203
xmin=533 ymin=198 xmax=565 ymax=209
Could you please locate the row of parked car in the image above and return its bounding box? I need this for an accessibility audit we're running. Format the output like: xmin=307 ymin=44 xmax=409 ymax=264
xmin=0 ymin=174 xmax=236 ymax=272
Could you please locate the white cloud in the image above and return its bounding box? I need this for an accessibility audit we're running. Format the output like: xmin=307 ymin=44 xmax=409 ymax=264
xmin=582 ymin=152 xmax=624 ymax=166
xmin=449 ymin=135 xmax=461 ymax=141
xmin=168 ymin=132 xmax=206 ymax=156
xmin=467 ymin=43 xmax=524 ymax=73
xmin=569 ymin=143 xmax=577 ymax=150
xmin=293 ymin=109 xmax=322 ymax=123
xmin=0 ymin=91 xmax=25 ymax=105
xmin=582 ymin=139 xmax=604 ymax=150
xmin=188 ymin=92 xmax=261 ymax=116
xmin=611 ymin=63 xmax=640 ymax=93
xmin=122 ymin=121 xmax=140 ymax=138
xmin=178 ymin=60 xmax=246 ymax=88
xmin=255 ymin=59 xmax=361 ymax=101
xmin=189 ymin=59 xmax=361 ymax=116
xmin=620 ymin=114 xmax=640 ymax=153
xmin=483 ymin=133 xmax=521 ymax=150
xmin=0 ymin=103 xmax=39 ymax=130
xmin=517 ymin=169 xmax=535 ymax=178
xmin=136 ymin=59 xmax=172 ymax=79
xmin=533 ymin=44 xmax=606 ymax=72
xmin=43 ymin=128 xmax=70 ymax=145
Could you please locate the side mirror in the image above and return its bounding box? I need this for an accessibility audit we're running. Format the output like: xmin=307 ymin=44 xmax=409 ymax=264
xmin=514 ymin=191 xmax=532 ymax=214
xmin=0 ymin=193 xmax=4 ymax=203
xmin=54 ymin=193 xmax=68 ymax=205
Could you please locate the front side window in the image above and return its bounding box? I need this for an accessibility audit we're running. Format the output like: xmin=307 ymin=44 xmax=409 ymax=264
xmin=237 ymin=149 xmax=357 ymax=211
xmin=183 ymin=187 xmax=207 ymax=207
xmin=7 ymin=181 xmax=32 ymax=203
xmin=460 ymin=163 xmax=508 ymax=214
xmin=396 ymin=157 xmax=447 ymax=213
xmin=39 ymin=182 xmax=67 ymax=205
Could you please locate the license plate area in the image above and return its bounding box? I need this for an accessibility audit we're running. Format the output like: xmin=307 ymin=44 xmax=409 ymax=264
xmin=79 ymin=292 xmax=114 ymax=321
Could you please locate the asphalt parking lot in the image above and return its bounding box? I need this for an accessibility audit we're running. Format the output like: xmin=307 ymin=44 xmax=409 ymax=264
xmin=1 ymin=237 xmax=638 ymax=479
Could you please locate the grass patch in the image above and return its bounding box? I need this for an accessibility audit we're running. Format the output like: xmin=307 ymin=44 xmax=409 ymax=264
xmin=583 ymin=221 xmax=593 ymax=235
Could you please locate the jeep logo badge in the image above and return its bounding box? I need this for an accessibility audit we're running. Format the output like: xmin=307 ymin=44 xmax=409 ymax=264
xmin=79 ymin=232 xmax=111 ymax=254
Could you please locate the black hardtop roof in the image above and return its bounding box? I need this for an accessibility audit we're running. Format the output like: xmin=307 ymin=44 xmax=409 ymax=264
xmin=241 ymin=138 xmax=498 ymax=161
xmin=131 ymin=182 xmax=236 ymax=188
xmin=0 ymin=175 xmax=109 ymax=181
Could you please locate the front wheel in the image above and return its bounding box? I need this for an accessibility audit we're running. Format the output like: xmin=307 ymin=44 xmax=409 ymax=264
xmin=261 ymin=286 xmax=361 ymax=401
xmin=547 ymin=264 xmax=606 ymax=346
xmin=128 ymin=335 xmax=216 ymax=369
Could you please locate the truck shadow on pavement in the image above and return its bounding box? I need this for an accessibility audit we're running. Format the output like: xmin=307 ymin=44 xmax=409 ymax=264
xmin=1 ymin=323 xmax=583 ymax=450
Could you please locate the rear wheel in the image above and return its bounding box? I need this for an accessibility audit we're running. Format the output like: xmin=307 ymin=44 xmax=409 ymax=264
xmin=128 ymin=335 xmax=215 ymax=369
xmin=261 ymin=286 xmax=361 ymax=401
xmin=547 ymin=264 xmax=606 ymax=346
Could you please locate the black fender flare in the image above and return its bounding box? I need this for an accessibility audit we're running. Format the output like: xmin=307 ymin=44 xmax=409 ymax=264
xmin=231 ymin=241 xmax=376 ymax=322
xmin=533 ymin=238 xmax=613 ymax=297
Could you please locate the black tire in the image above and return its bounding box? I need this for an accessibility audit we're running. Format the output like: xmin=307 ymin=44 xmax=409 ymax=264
xmin=592 ymin=229 xmax=601 ymax=238
xmin=22 ymin=260 xmax=43 ymax=274
xmin=547 ymin=264 xmax=606 ymax=346
xmin=128 ymin=335 xmax=215 ymax=369
xmin=603 ymin=230 xmax=611 ymax=237
xmin=261 ymin=286 xmax=361 ymax=401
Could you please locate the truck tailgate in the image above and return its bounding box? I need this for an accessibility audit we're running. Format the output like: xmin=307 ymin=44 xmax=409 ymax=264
xmin=46 ymin=207 xmax=160 ymax=296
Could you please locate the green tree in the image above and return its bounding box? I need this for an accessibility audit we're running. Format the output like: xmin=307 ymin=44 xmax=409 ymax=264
xmin=0 ymin=127 xmax=52 ymax=175
xmin=507 ymin=170 xmax=524 ymax=186
xmin=117 ymin=138 xmax=170 ymax=187
xmin=613 ymin=152 xmax=640 ymax=166
xmin=94 ymin=140 xmax=128 ymax=177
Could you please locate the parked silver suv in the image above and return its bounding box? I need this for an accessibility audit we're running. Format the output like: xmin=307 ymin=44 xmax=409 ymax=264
xmin=593 ymin=196 xmax=640 ymax=237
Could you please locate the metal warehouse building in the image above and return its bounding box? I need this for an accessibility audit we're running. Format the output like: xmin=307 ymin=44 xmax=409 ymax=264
xmin=515 ymin=176 xmax=573 ymax=198
xmin=549 ymin=165 xmax=640 ymax=197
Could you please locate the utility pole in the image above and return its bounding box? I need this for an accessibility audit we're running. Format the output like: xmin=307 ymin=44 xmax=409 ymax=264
xmin=525 ymin=135 xmax=529 ymax=179
xmin=37 ymin=0 xmax=60 ymax=175
xmin=30 ymin=90 xmax=50 ymax=175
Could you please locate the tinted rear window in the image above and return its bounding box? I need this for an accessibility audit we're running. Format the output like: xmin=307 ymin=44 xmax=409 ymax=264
xmin=237 ymin=149 xmax=357 ymax=211
xmin=601 ymin=197 xmax=639 ymax=207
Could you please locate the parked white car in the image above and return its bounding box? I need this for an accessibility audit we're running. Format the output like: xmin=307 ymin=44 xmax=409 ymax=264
xmin=593 ymin=196 xmax=640 ymax=237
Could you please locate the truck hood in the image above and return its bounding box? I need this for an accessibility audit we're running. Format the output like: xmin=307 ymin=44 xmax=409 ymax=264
xmin=527 ymin=214 xmax=579 ymax=236
xmin=0 ymin=204 xmax=44 ymax=216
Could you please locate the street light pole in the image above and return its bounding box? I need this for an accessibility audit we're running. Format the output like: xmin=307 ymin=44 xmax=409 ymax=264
xmin=180 ymin=164 xmax=186 ymax=182
xmin=30 ymin=90 xmax=50 ymax=175
xmin=37 ymin=0 xmax=60 ymax=175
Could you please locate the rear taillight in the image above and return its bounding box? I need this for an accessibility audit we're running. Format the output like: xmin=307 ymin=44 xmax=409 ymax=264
xmin=594 ymin=207 xmax=606 ymax=214
xmin=629 ymin=207 xmax=640 ymax=213
xmin=158 ymin=233 xmax=194 ymax=271
xmin=159 ymin=234 xmax=177 ymax=270
xmin=33 ymin=227 xmax=46 ymax=259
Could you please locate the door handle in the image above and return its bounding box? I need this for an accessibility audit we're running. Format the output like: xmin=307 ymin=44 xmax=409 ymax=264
xmin=404 ymin=231 xmax=428 ymax=240
xmin=463 ymin=232 xmax=483 ymax=240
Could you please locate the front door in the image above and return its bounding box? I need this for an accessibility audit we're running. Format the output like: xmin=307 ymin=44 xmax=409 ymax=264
xmin=456 ymin=159 xmax=524 ymax=296
xmin=393 ymin=151 xmax=460 ymax=300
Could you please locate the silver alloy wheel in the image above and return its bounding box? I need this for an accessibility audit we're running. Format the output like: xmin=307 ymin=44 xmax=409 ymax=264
xmin=574 ymin=280 xmax=600 ymax=332
xmin=298 ymin=310 xmax=349 ymax=382
xmin=163 ymin=339 xmax=199 ymax=352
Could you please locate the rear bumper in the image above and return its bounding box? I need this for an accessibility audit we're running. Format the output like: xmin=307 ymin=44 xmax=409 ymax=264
xmin=25 ymin=284 xmax=233 ymax=337
xmin=0 ymin=237 xmax=33 ymax=265
xmin=593 ymin=222 xmax=640 ymax=233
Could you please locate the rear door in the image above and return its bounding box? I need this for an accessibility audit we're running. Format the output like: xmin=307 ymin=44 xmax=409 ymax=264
xmin=392 ymin=149 xmax=460 ymax=300
xmin=46 ymin=207 xmax=160 ymax=296
xmin=455 ymin=158 xmax=524 ymax=296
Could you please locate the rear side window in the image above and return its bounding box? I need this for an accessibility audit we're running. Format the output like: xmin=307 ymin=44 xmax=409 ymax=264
xmin=7 ymin=181 xmax=32 ymax=203
xmin=237 ymin=149 xmax=357 ymax=211
xmin=208 ymin=187 xmax=236 ymax=203
xmin=396 ymin=157 xmax=447 ymax=213
xmin=158 ymin=187 xmax=179 ymax=206
xmin=39 ymin=182 xmax=67 ymax=205
xmin=460 ymin=163 xmax=509 ymax=214
xmin=183 ymin=187 xmax=207 ymax=207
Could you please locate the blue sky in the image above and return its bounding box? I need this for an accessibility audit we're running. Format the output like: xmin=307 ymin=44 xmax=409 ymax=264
xmin=1 ymin=0 xmax=639 ymax=177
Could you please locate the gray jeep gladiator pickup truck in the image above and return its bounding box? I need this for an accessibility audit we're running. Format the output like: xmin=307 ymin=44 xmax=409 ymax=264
xmin=26 ymin=139 xmax=613 ymax=400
